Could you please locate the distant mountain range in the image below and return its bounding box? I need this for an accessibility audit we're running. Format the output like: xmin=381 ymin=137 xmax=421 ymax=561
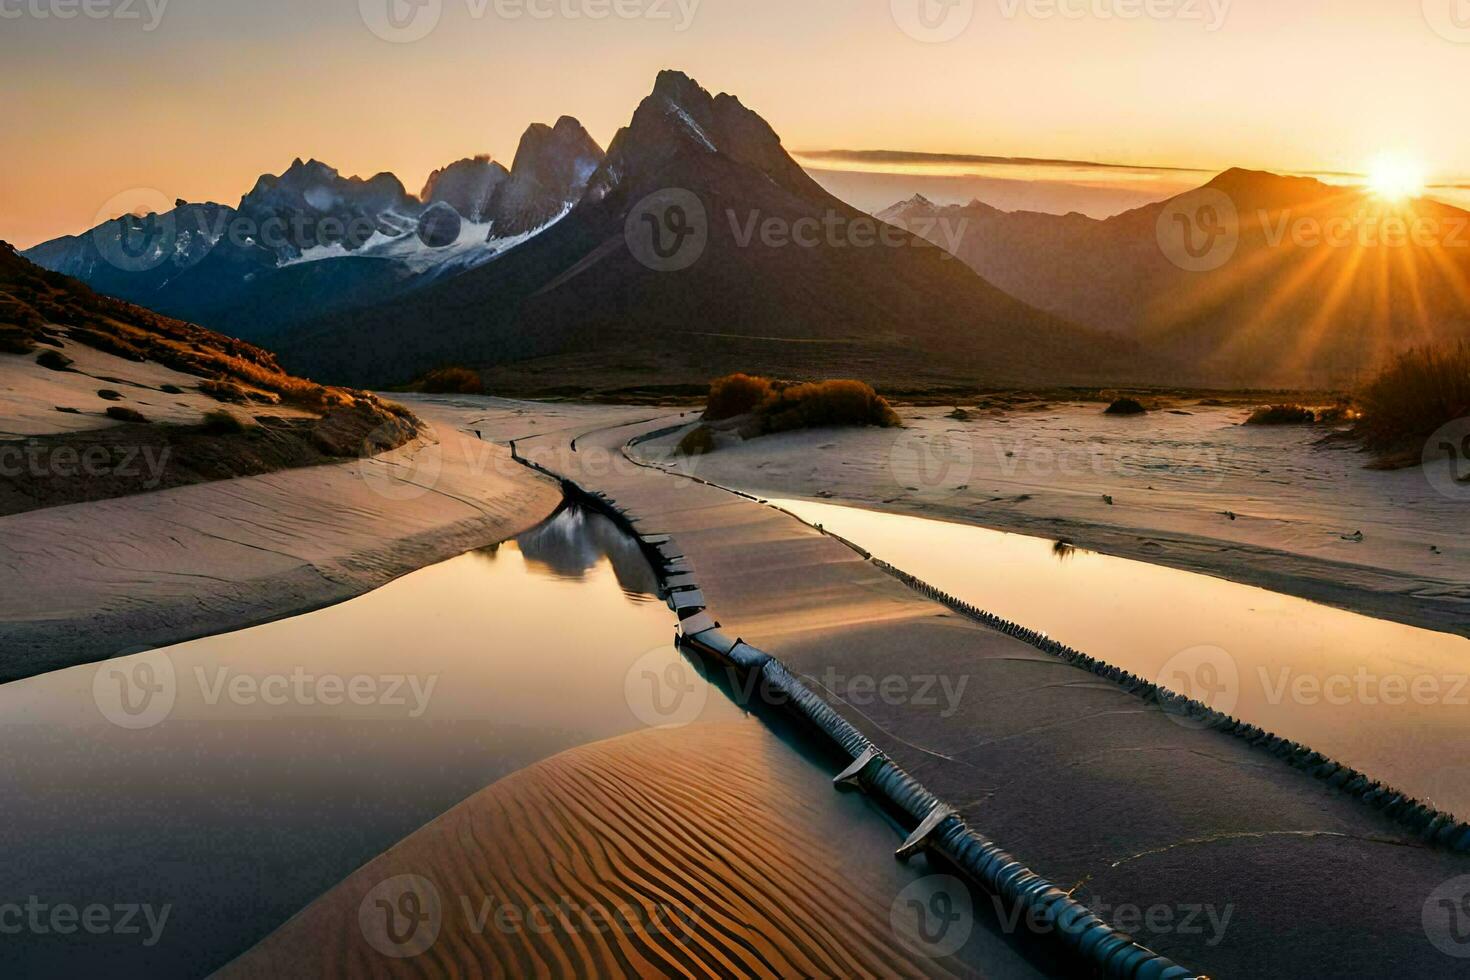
xmin=880 ymin=171 xmax=1470 ymax=387
xmin=270 ymin=70 xmax=1154 ymax=392
xmin=42 ymin=71 xmax=1466 ymax=391
xmin=24 ymin=118 xmax=605 ymax=345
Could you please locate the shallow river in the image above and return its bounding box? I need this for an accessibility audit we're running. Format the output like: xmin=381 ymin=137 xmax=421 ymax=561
xmin=772 ymin=497 xmax=1470 ymax=820
xmin=0 ymin=503 xmax=1052 ymax=978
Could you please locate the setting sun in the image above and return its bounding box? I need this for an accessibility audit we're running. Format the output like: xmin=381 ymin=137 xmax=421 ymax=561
xmin=1367 ymin=155 xmax=1426 ymax=201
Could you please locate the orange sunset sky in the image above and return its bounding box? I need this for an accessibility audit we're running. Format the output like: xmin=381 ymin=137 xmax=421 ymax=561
xmin=3 ymin=0 xmax=1469 ymax=248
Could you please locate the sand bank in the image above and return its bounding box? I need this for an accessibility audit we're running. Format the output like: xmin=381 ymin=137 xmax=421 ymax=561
xmin=218 ymin=723 xmax=1022 ymax=979
xmin=0 ymin=401 xmax=562 ymax=682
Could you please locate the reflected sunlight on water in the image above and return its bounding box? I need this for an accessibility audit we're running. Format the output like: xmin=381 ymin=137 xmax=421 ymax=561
xmin=773 ymin=498 xmax=1470 ymax=819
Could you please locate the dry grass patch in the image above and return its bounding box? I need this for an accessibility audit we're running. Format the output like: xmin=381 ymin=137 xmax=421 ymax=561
xmin=1353 ymin=344 xmax=1470 ymax=460
xmin=417 ymin=366 xmax=484 ymax=395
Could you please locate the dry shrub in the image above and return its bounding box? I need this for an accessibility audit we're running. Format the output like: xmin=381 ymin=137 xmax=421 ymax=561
xmin=705 ymin=373 xmax=773 ymax=420
xmin=757 ymin=379 xmax=901 ymax=433
xmin=105 ymin=406 xmax=148 ymax=424
xmin=201 ymin=409 xmax=250 ymax=435
xmin=67 ymin=328 xmax=145 ymax=362
xmin=418 ymin=366 xmax=484 ymax=395
xmin=199 ymin=379 xmax=248 ymax=403
xmin=36 ymin=349 xmax=73 ymax=371
xmin=1246 ymin=404 xmax=1317 ymax=425
xmin=1355 ymin=343 xmax=1470 ymax=452
xmin=1104 ymin=398 xmax=1147 ymax=416
xmin=0 ymin=324 xmax=35 ymax=354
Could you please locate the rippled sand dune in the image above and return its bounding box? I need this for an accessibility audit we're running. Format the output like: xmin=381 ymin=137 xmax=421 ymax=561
xmin=219 ymin=722 xmax=965 ymax=979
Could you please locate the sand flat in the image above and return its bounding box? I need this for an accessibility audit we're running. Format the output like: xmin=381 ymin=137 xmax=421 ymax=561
xmin=218 ymin=723 xmax=985 ymax=979
xmin=633 ymin=402 xmax=1470 ymax=638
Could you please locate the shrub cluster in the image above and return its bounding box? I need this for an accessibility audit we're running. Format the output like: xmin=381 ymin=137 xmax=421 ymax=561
xmin=758 ymin=379 xmax=902 ymax=433
xmin=705 ymin=373 xmax=773 ymax=421
xmin=201 ymin=409 xmax=251 ymax=435
xmin=104 ymin=406 xmax=148 ymax=424
xmin=418 ymin=366 xmax=484 ymax=395
xmin=1104 ymin=398 xmax=1147 ymax=416
xmin=702 ymin=374 xmax=901 ymax=434
xmin=1246 ymin=404 xmax=1317 ymax=425
xmin=1354 ymin=343 xmax=1470 ymax=452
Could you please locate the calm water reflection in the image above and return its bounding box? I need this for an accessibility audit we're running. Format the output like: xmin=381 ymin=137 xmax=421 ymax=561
xmin=0 ymin=505 xmax=736 ymax=977
xmin=774 ymin=498 xmax=1470 ymax=820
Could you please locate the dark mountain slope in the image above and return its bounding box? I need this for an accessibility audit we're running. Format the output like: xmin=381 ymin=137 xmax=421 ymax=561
xmin=883 ymin=170 xmax=1470 ymax=387
xmin=279 ymin=71 xmax=1162 ymax=391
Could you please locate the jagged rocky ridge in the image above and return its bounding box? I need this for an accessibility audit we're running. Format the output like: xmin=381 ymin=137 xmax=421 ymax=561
xmin=23 ymin=120 xmax=606 ymax=342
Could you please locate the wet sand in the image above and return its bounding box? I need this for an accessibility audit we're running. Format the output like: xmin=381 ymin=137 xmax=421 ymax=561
xmin=219 ymin=723 xmax=1043 ymax=979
